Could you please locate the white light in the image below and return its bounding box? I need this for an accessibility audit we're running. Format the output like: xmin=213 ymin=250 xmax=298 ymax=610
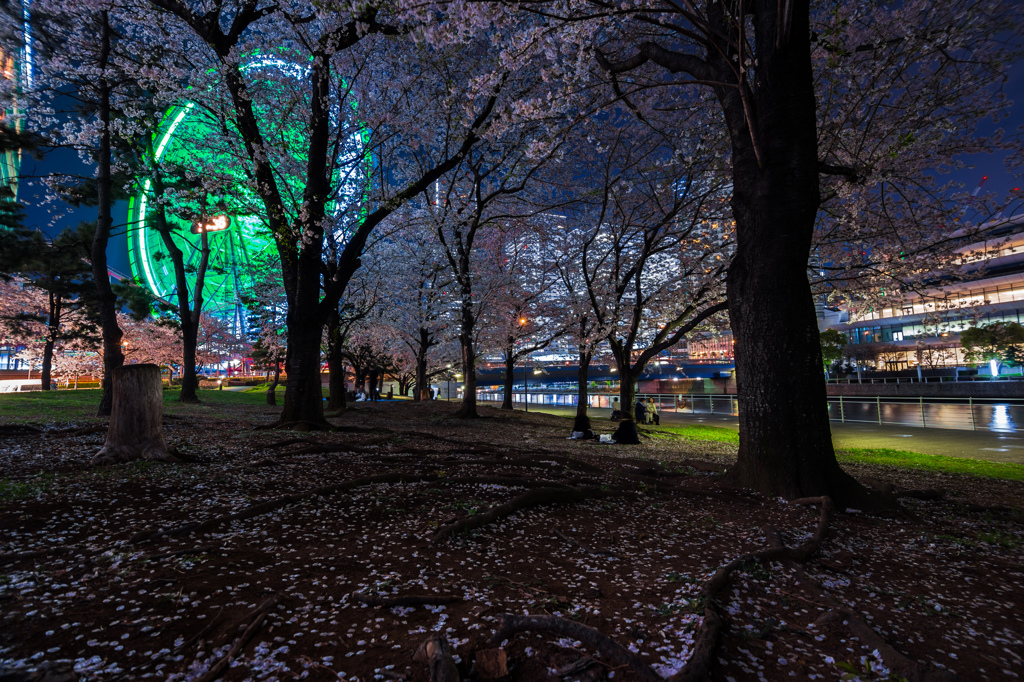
xmin=990 ymin=359 xmax=998 ymax=377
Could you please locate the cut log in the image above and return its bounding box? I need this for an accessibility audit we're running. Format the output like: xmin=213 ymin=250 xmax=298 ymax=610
xmin=92 ymin=364 xmax=179 ymax=465
xmin=414 ymin=634 xmax=460 ymax=682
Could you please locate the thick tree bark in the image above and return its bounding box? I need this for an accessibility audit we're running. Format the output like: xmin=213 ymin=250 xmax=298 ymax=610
xmin=456 ymin=299 xmax=478 ymax=418
xmin=720 ymin=0 xmax=872 ymax=509
xmin=501 ymin=349 xmax=515 ymax=410
xmin=266 ymin=361 xmax=280 ymax=406
xmin=278 ymin=317 xmax=327 ymax=429
xmin=92 ymin=364 xmax=177 ymax=464
xmin=613 ymin=368 xmax=640 ymax=444
xmin=573 ymin=349 xmax=593 ymax=432
xmin=91 ymin=11 xmax=123 ymax=417
xmin=41 ymin=338 xmax=54 ymax=391
xmin=325 ymin=310 xmax=347 ymax=412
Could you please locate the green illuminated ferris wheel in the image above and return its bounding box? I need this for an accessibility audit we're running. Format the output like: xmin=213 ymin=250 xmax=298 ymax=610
xmin=127 ymin=56 xmax=368 ymax=335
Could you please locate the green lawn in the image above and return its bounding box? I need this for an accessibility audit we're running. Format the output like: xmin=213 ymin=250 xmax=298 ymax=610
xmin=653 ymin=424 xmax=740 ymax=444
xmin=836 ymin=448 xmax=1024 ymax=482
xmin=0 ymin=387 xmax=281 ymax=423
xmin=650 ymin=424 xmax=1024 ymax=481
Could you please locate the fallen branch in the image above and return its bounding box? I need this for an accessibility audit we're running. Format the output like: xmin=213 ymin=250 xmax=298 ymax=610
xmin=432 ymin=486 xmax=626 ymax=545
xmin=413 ymin=634 xmax=460 ymax=682
xmin=353 ymin=593 xmax=463 ymax=608
xmin=488 ymin=614 xmax=661 ymax=682
xmin=195 ymin=595 xmax=279 ymax=682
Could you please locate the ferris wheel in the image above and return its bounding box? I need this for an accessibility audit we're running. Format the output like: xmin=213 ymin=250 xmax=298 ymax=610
xmin=127 ymin=56 xmax=368 ymax=336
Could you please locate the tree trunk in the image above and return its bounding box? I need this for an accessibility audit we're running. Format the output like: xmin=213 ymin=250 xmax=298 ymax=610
xmin=573 ymin=350 xmax=593 ymax=433
xmin=325 ymin=311 xmax=347 ymax=412
xmin=92 ymin=11 xmax=123 ymax=417
xmin=722 ymin=1 xmax=873 ymax=509
xmin=92 ymin=364 xmax=177 ymax=464
xmin=41 ymin=338 xmax=54 ymax=391
xmin=456 ymin=302 xmax=478 ymax=418
xmin=613 ymin=367 xmax=640 ymax=444
xmin=501 ymin=349 xmax=515 ymax=410
xmin=416 ymin=328 xmax=432 ymax=402
xmin=266 ymin=361 xmax=280 ymax=406
xmin=278 ymin=317 xmax=328 ymax=429
xmin=179 ymin=318 xmax=200 ymax=403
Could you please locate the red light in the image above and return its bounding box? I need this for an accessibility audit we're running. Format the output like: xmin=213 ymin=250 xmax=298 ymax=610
xmin=982 ymin=176 xmax=989 ymax=181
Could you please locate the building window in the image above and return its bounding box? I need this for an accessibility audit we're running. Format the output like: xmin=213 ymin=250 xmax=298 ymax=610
xmin=902 ymin=306 xmax=913 ymax=315
xmin=893 ymin=331 xmax=904 ymax=341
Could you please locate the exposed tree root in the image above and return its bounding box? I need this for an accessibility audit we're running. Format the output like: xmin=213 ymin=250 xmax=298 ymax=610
xmin=488 ymin=614 xmax=661 ymax=682
xmin=353 ymin=593 xmax=463 ymax=608
xmin=0 ymin=424 xmax=44 ymax=437
xmin=432 ymin=486 xmax=626 ymax=545
xmin=0 ymin=546 xmax=70 ymax=566
xmin=667 ymin=496 xmax=834 ymax=682
xmin=132 ymin=472 xmax=437 ymax=544
xmin=264 ymin=437 xmax=320 ymax=450
xmin=255 ymin=420 xmax=333 ymax=432
xmin=554 ymin=527 xmax=617 ymax=557
xmin=413 ymin=634 xmax=460 ymax=682
xmin=429 ymin=475 xmax=573 ymax=490
xmin=195 ymin=595 xmax=279 ymax=682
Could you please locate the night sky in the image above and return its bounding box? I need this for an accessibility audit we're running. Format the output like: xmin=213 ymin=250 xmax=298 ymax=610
xmin=14 ymin=60 xmax=1024 ymax=283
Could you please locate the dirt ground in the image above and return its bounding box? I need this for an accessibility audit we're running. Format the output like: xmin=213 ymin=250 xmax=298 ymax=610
xmin=1 ymin=397 xmax=1022 ymax=681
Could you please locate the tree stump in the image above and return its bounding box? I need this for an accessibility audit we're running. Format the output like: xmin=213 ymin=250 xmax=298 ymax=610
xmin=92 ymin=364 xmax=178 ymax=465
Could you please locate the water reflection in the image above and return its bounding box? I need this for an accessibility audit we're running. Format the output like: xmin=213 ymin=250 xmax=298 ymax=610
xmin=991 ymin=404 xmax=1014 ymax=432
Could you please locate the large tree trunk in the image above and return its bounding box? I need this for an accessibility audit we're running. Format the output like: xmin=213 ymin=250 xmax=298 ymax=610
xmin=278 ymin=317 xmax=328 ymax=429
xmin=573 ymin=349 xmax=593 ymax=432
xmin=41 ymin=338 xmax=54 ymax=391
xmin=416 ymin=328 xmax=432 ymax=402
xmin=325 ymin=310 xmax=347 ymax=412
xmin=91 ymin=11 xmax=123 ymax=417
xmin=179 ymin=319 xmax=200 ymax=402
xmin=723 ymin=0 xmax=872 ymax=509
xmin=613 ymin=366 xmax=639 ymax=444
xmin=456 ymin=302 xmax=478 ymax=418
xmin=501 ymin=349 xmax=515 ymax=410
xmin=266 ymin=361 xmax=280 ymax=406
xmin=92 ymin=364 xmax=177 ymax=464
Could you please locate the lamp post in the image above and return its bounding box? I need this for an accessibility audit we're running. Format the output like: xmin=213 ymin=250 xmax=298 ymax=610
xmin=524 ymin=361 xmax=528 ymax=412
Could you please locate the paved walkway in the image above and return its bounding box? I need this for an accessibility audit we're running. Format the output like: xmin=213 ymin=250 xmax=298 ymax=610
xmin=506 ymin=403 xmax=1024 ymax=464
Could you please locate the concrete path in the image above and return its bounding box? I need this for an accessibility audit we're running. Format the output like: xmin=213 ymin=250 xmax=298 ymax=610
xmin=507 ymin=403 xmax=1024 ymax=464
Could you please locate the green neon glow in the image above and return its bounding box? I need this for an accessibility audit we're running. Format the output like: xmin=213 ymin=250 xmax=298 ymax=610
xmin=127 ymin=58 xmax=368 ymax=333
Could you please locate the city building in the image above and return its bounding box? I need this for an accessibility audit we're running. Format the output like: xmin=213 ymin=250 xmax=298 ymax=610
xmin=827 ymin=213 xmax=1024 ymax=373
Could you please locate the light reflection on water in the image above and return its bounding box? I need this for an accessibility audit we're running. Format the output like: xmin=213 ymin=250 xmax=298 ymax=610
xmin=991 ymin=404 xmax=1014 ymax=432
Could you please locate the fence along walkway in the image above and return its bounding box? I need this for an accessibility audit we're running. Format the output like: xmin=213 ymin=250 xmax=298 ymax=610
xmin=476 ymin=391 xmax=1024 ymax=434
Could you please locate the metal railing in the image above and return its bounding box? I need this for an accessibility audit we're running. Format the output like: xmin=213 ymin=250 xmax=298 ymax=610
xmin=477 ymin=390 xmax=1024 ymax=433
xmin=825 ymin=375 xmax=1024 ymax=384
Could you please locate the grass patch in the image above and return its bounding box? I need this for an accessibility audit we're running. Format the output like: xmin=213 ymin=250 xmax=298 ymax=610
xmin=653 ymin=424 xmax=739 ymax=445
xmin=0 ymin=474 xmax=52 ymax=501
xmin=837 ymin=448 xmax=1024 ymax=482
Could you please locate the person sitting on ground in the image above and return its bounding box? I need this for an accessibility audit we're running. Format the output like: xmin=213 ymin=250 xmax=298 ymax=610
xmin=646 ymin=397 xmax=659 ymax=425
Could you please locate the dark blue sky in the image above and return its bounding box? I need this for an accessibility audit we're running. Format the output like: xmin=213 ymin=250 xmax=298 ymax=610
xmin=15 ymin=60 xmax=1024 ymax=282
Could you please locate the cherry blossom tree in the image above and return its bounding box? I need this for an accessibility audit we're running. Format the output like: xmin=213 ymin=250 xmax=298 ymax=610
xmin=558 ymin=124 xmax=731 ymax=442
xmin=101 ymin=1 xmax=532 ymax=430
xmin=376 ymin=213 xmax=457 ymax=401
xmin=19 ymin=0 xmax=128 ymax=414
xmin=481 ymin=218 xmax=568 ymax=411
xmin=467 ymin=0 xmax=1024 ymax=503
